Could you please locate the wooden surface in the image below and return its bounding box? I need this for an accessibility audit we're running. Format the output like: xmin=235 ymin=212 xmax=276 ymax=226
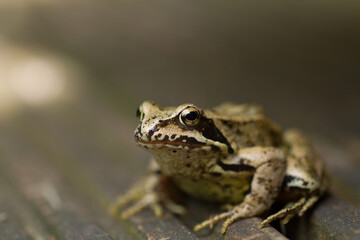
xmin=0 ymin=80 xmax=359 ymax=240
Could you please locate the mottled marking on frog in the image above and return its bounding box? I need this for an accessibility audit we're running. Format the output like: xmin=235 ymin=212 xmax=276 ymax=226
xmin=237 ymin=158 xmax=245 ymax=164
xmin=172 ymin=135 xmax=207 ymax=147
xmin=257 ymin=177 xmax=266 ymax=184
xmin=197 ymin=118 xmax=234 ymax=154
xmin=217 ymin=160 xmax=255 ymax=172
xmin=221 ymin=120 xmax=233 ymax=128
xmin=154 ymin=133 xmax=162 ymax=140
xmin=283 ymin=175 xmax=311 ymax=188
xmin=147 ymin=128 xmax=157 ymax=139
xmin=209 ymin=172 xmax=222 ymax=177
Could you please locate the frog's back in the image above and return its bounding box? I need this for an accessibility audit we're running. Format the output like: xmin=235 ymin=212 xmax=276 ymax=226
xmin=205 ymin=103 xmax=283 ymax=150
xmin=210 ymin=103 xmax=264 ymax=120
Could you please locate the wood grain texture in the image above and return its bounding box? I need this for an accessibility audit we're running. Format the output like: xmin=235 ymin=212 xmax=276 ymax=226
xmin=0 ymin=80 xmax=359 ymax=239
xmin=0 ymin=59 xmax=359 ymax=239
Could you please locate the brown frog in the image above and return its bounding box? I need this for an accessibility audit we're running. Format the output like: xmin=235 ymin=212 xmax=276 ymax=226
xmin=110 ymin=101 xmax=328 ymax=233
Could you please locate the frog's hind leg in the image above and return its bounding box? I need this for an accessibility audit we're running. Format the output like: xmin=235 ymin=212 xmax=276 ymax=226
xmin=259 ymin=129 xmax=327 ymax=228
xmin=194 ymin=147 xmax=286 ymax=234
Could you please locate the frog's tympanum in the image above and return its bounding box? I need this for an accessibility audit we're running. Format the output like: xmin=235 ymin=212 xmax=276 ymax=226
xmin=110 ymin=101 xmax=327 ymax=233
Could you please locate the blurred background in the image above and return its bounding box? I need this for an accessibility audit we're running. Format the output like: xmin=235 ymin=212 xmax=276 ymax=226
xmin=1 ymin=0 xmax=359 ymax=136
xmin=0 ymin=1 xmax=359 ymax=239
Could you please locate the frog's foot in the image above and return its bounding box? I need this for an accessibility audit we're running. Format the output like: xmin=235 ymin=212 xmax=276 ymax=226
xmin=109 ymin=184 xmax=144 ymax=217
xmin=109 ymin=180 xmax=186 ymax=219
xmin=109 ymin=184 xmax=165 ymax=219
xmin=194 ymin=203 xmax=257 ymax=234
xmin=259 ymin=195 xmax=319 ymax=228
xmin=163 ymin=199 xmax=187 ymax=215
xmin=193 ymin=211 xmax=233 ymax=233
xmin=121 ymin=191 xmax=163 ymax=218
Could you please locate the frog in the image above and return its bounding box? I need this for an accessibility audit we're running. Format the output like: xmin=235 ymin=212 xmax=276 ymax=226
xmin=109 ymin=101 xmax=328 ymax=234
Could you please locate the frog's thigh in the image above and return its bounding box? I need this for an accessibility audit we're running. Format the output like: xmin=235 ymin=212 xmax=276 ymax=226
xmin=220 ymin=147 xmax=286 ymax=232
xmin=282 ymin=129 xmax=325 ymax=193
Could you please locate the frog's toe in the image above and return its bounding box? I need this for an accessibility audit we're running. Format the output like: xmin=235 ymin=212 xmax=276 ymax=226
xmin=108 ymin=187 xmax=143 ymax=216
xmin=193 ymin=212 xmax=232 ymax=232
xmin=220 ymin=212 xmax=242 ymax=234
xmin=121 ymin=192 xmax=163 ymax=219
xmin=164 ymin=200 xmax=187 ymax=215
xmin=298 ymin=195 xmax=319 ymax=217
xmin=259 ymin=197 xmax=307 ymax=229
xmin=280 ymin=212 xmax=296 ymax=225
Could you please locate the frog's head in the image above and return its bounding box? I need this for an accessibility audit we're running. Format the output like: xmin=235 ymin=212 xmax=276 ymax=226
xmin=134 ymin=101 xmax=234 ymax=161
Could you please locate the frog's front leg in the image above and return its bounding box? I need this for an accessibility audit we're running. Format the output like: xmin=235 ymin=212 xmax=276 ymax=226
xmin=109 ymin=159 xmax=185 ymax=219
xmin=194 ymin=147 xmax=286 ymax=234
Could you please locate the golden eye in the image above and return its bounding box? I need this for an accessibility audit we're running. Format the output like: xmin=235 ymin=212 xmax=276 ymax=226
xmin=179 ymin=107 xmax=201 ymax=126
xmin=136 ymin=107 xmax=145 ymax=121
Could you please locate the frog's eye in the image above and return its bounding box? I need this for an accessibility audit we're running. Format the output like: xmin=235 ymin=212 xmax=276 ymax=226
xmin=136 ymin=107 xmax=145 ymax=121
xmin=179 ymin=107 xmax=201 ymax=126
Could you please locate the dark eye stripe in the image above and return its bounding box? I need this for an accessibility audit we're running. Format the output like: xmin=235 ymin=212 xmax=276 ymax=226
xmin=196 ymin=118 xmax=234 ymax=154
xmin=172 ymin=135 xmax=204 ymax=145
xmin=157 ymin=114 xmax=234 ymax=154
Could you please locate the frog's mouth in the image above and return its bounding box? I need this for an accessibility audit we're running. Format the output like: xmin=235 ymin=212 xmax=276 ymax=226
xmin=136 ymin=137 xmax=229 ymax=156
xmin=134 ymin=130 xmax=228 ymax=154
xmin=136 ymin=137 xmax=207 ymax=149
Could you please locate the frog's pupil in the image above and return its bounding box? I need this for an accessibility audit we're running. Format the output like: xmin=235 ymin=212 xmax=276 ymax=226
xmin=186 ymin=111 xmax=198 ymax=121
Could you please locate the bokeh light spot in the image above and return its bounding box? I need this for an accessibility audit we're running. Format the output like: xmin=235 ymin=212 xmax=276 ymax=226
xmin=10 ymin=57 xmax=65 ymax=106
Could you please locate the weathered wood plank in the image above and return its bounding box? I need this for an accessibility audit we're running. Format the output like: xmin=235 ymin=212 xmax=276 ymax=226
xmin=0 ymin=195 xmax=31 ymax=240
xmin=124 ymin=211 xmax=197 ymax=240
xmin=224 ymin=218 xmax=288 ymax=240
xmin=0 ymin=150 xmax=54 ymax=240
xmin=0 ymin=76 xmax=359 ymax=239
xmin=309 ymin=195 xmax=360 ymax=240
xmin=0 ymin=105 xmax=199 ymax=239
xmin=0 ymin=123 xmax=127 ymax=240
xmin=312 ymin=136 xmax=360 ymax=202
xmin=286 ymin=194 xmax=360 ymax=240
